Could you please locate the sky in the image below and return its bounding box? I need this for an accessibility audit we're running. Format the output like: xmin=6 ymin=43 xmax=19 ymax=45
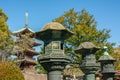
xmin=0 ymin=0 xmax=120 ymax=47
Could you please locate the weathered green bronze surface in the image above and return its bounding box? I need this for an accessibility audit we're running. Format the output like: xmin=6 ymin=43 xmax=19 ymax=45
xmin=98 ymin=46 xmax=116 ymax=80
xmin=75 ymin=42 xmax=100 ymax=80
xmin=35 ymin=22 xmax=73 ymax=80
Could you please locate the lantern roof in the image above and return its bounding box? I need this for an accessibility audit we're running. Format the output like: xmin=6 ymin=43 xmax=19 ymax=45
xmin=75 ymin=42 xmax=100 ymax=54
xmin=98 ymin=46 xmax=115 ymax=61
xmin=98 ymin=54 xmax=115 ymax=61
xmin=40 ymin=22 xmax=66 ymax=32
xmin=35 ymin=22 xmax=73 ymax=41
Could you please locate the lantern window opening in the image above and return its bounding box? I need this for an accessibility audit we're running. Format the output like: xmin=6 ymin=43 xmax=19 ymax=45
xmin=52 ymin=41 xmax=60 ymax=50
xmin=61 ymin=42 xmax=64 ymax=50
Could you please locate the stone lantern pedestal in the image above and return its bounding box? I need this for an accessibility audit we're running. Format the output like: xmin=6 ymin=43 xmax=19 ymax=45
xmin=35 ymin=22 xmax=73 ymax=80
xmin=39 ymin=54 xmax=71 ymax=80
xmin=98 ymin=46 xmax=116 ymax=80
xmin=75 ymin=42 xmax=100 ymax=80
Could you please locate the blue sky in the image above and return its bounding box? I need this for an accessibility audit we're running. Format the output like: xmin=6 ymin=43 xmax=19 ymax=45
xmin=0 ymin=0 xmax=120 ymax=46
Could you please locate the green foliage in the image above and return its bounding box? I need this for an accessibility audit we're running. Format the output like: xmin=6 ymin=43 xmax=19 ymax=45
xmin=115 ymin=62 xmax=120 ymax=70
xmin=53 ymin=8 xmax=115 ymax=61
xmin=111 ymin=47 xmax=120 ymax=70
xmin=35 ymin=62 xmax=47 ymax=74
xmin=0 ymin=61 xmax=25 ymax=80
xmin=0 ymin=8 xmax=14 ymax=60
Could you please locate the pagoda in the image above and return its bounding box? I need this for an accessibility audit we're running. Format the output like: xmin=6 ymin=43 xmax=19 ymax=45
xmin=12 ymin=12 xmax=40 ymax=73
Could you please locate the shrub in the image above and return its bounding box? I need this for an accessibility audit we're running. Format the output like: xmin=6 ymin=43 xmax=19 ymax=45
xmin=0 ymin=61 xmax=24 ymax=80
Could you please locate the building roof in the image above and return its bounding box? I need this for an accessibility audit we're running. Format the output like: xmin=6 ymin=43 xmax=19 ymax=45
xmin=32 ymin=42 xmax=41 ymax=47
xmin=25 ymin=49 xmax=39 ymax=56
xmin=13 ymin=26 xmax=35 ymax=36
xmin=17 ymin=59 xmax=36 ymax=65
xmin=12 ymin=46 xmax=39 ymax=56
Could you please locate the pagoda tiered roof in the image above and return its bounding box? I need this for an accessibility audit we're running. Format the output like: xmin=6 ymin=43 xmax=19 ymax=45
xmin=13 ymin=26 xmax=35 ymax=33
xmin=14 ymin=34 xmax=41 ymax=48
xmin=17 ymin=59 xmax=36 ymax=65
xmin=13 ymin=26 xmax=35 ymax=37
xmin=25 ymin=49 xmax=39 ymax=56
xmin=13 ymin=46 xmax=39 ymax=56
xmin=24 ymin=38 xmax=41 ymax=47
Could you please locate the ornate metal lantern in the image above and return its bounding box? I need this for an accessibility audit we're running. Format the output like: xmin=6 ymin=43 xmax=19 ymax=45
xmin=98 ymin=46 xmax=116 ymax=80
xmin=75 ymin=42 xmax=100 ymax=80
xmin=35 ymin=22 xmax=73 ymax=80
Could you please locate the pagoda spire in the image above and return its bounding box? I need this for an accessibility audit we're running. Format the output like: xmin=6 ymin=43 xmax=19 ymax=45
xmin=25 ymin=11 xmax=28 ymax=27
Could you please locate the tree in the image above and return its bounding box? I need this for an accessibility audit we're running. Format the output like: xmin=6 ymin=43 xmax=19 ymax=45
xmin=0 ymin=8 xmax=14 ymax=60
xmin=0 ymin=61 xmax=25 ymax=80
xmin=111 ymin=46 xmax=120 ymax=70
xmin=53 ymin=8 xmax=115 ymax=61
xmin=35 ymin=62 xmax=47 ymax=74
